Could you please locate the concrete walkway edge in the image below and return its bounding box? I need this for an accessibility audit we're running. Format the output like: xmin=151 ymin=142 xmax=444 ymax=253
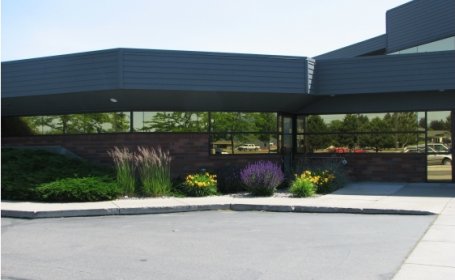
xmin=1 ymin=202 xmax=435 ymax=219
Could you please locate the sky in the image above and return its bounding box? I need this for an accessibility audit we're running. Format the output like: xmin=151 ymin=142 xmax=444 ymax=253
xmin=2 ymin=0 xmax=411 ymax=61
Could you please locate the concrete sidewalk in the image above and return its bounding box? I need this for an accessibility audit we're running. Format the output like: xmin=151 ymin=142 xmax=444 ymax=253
xmin=2 ymin=182 xmax=454 ymax=218
xmin=2 ymin=182 xmax=455 ymax=279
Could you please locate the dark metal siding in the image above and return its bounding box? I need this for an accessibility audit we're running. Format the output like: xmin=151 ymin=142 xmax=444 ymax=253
xmin=313 ymin=51 xmax=455 ymax=95
xmin=301 ymin=92 xmax=455 ymax=114
xmin=2 ymin=50 xmax=119 ymax=98
xmin=315 ymin=35 xmax=387 ymax=60
xmin=2 ymin=48 xmax=310 ymax=100
xmin=121 ymin=49 xmax=307 ymax=93
xmin=386 ymin=0 xmax=455 ymax=53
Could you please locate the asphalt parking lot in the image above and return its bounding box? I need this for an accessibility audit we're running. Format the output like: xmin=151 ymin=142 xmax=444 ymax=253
xmin=2 ymin=211 xmax=434 ymax=280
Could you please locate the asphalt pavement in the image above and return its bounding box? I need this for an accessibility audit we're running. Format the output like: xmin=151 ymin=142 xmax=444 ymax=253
xmin=2 ymin=182 xmax=455 ymax=279
xmin=1 ymin=212 xmax=434 ymax=280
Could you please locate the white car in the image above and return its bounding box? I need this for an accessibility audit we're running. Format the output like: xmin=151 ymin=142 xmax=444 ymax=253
xmin=237 ymin=144 xmax=260 ymax=151
xmin=404 ymin=144 xmax=452 ymax=165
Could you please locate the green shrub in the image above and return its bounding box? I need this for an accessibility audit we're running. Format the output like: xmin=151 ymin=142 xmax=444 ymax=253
xmin=290 ymin=176 xmax=316 ymax=197
xmin=216 ymin=166 xmax=244 ymax=194
xmin=1 ymin=148 xmax=113 ymax=201
xmin=178 ymin=172 xmax=217 ymax=197
xmin=294 ymin=159 xmax=348 ymax=194
xmin=36 ymin=177 xmax=120 ymax=202
xmin=135 ymin=146 xmax=172 ymax=197
xmin=108 ymin=147 xmax=136 ymax=196
xmin=297 ymin=170 xmax=335 ymax=194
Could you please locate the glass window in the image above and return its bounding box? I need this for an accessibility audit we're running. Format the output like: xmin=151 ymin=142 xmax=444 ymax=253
xmin=22 ymin=116 xmax=44 ymax=134
xmin=210 ymin=133 xmax=233 ymax=155
xmin=426 ymin=111 xmax=452 ymax=182
xmin=209 ymin=112 xmax=278 ymax=155
xmin=210 ymin=133 xmax=277 ymax=155
xmin=390 ymin=36 xmax=455 ymax=55
xmin=134 ymin=112 xmax=208 ymax=132
xmin=427 ymin=111 xmax=451 ymax=153
xmin=233 ymin=134 xmax=277 ymax=154
xmin=305 ymin=132 xmax=425 ymax=153
xmin=211 ymin=112 xmax=276 ymax=133
xmin=297 ymin=115 xmax=305 ymax=133
xmin=418 ymin=37 xmax=455 ymax=53
xmin=300 ymin=112 xmax=426 ymax=154
xmin=15 ymin=113 xmax=131 ymax=135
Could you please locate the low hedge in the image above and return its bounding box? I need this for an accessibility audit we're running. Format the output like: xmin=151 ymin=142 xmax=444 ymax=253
xmin=36 ymin=177 xmax=121 ymax=202
xmin=1 ymin=148 xmax=113 ymax=201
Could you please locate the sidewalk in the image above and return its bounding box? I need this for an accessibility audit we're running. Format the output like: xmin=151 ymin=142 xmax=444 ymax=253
xmin=2 ymin=182 xmax=453 ymax=218
xmin=393 ymin=187 xmax=455 ymax=280
xmin=2 ymin=182 xmax=455 ymax=279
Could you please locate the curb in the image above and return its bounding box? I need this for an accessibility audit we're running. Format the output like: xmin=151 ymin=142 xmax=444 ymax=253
xmin=1 ymin=203 xmax=435 ymax=219
xmin=1 ymin=208 xmax=120 ymax=219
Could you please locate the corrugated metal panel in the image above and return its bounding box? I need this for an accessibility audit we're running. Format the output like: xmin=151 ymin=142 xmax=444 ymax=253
xmin=301 ymin=92 xmax=455 ymax=114
xmin=121 ymin=49 xmax=307 ymax=93
xmin=315 ymin=35 xmax=387 ymax=60
xmin=386 ymin=0 xmax=455 ymax=53
xmin=2 ymin=49 xmax=119 ymax=98
xmin=2 ymin=48 xmax=310 ymax=99
xmin=313 ymin=51 xmax=455 ymax=95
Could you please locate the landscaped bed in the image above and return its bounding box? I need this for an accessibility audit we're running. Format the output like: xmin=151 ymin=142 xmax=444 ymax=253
xmin=1 ymin=147 xmax=347 ymax=202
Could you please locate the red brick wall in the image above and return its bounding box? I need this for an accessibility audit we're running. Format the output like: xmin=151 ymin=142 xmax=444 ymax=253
xmin=295 ymin=153 xmax=427 ymax=182
xmin=2 ymin=134 xmax=427 ymax=181
xmin=2 ymin=133 xmax=281 ymax=177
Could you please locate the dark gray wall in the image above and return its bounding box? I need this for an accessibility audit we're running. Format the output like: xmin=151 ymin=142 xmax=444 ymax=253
xmin=2 ymin=48 xmax=309 ymax=98
xmin=2 ymin=49 xmax=119 ymax=98
xmin=386 ymin=0 xmax=455 ymax=53
xmin=312 ymin=51 xmax=455 ymax=95
xmin=315 ymin=35 xmax=386 ymax=60
xmin=300 ymin=92 xmax=455 ymax=114
xmin=121 ymin=49 xmax=307 ymax=93
xmin=2 ymin=48 xmax=314 ymax=116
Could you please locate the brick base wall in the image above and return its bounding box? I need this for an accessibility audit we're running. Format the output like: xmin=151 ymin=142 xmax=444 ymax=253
xmin=2 ymin=134 xmax=427 ymax=182
xmin=2 ymin=133 xmax=281 ymax=177
xmin=295 ymin=153 xmax=427 ymax=182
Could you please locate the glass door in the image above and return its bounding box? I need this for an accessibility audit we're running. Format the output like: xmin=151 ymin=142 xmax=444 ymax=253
xmin=427 ymin=111 xmax=452 ymax=182
xmin=279 ymin=114 xmax=295 ymax=178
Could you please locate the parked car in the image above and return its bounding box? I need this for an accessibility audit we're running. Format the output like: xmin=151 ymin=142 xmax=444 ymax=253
xmin=237 ymin=144 xmax=260 ymax=151
xmin=404 ymin=144 xmax=452 ymax=165
xmin=427 ymin=144 xmax=452 ymax=166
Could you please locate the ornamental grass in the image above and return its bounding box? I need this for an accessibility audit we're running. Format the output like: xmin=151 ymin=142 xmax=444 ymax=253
xmin=135 ymin=146 xmax=172 ymax=197
xmin=107 ymin=147 xmax=136 ymax=196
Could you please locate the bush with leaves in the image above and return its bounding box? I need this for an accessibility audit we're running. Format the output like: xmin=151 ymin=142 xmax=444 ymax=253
xmin=1 ymin=148 xmax=112 ymax=201
xmin=179 ymin=172 xmax=217 ymax=197
xmin=290 ymin=175 xmax=316 ymax=197
xmin=294 ymin=159 xmax=348 ymax=194
xmin=216 ymin=166 xmax=244 ymax=194
xmin=298 ymin=170 xmax=336 ymax=194
xmin=36 ymin=177 xmax=120 ymax=202
xmin=240 ymin=161 xmax=284 ymax=196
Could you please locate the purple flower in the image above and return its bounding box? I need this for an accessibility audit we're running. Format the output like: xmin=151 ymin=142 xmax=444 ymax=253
xmin=240 ymin=161 xmax=284 ymax=196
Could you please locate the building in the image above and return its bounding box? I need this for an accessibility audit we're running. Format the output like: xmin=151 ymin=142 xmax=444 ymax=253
xmin=2 ymin=0 xmax=455 ymax=182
